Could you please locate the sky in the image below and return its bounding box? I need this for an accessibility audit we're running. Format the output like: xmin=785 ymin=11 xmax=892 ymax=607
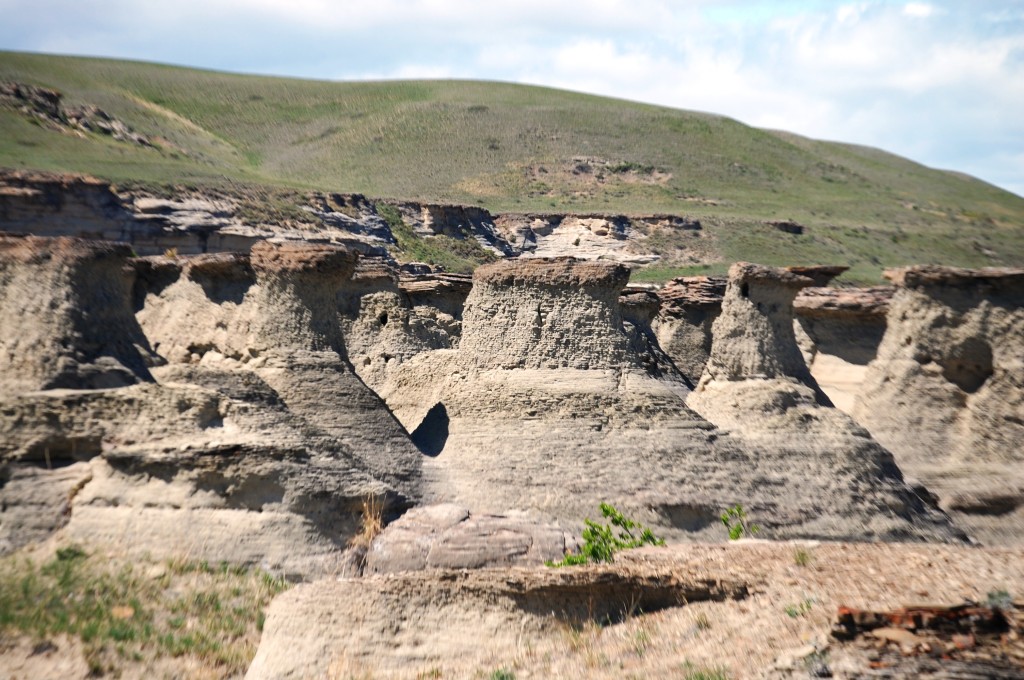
xmin=1 ymin=0 xmax=1023 ymax=197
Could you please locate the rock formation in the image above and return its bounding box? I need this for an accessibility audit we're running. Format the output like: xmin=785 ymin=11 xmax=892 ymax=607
xmin=686 ymin=262 xmax=962 ymax=541
xmin=854 ymin=266 xmax=1024 ymax=544
xmin=0 ymin=235 xmax=412 ymax=577
xmin=0 ymin=235 xmax=159 ymax=392
xmin=338 ymin=257 xmax=466 ymax=391
xmin=794 ymin=285 xmax=892 ymax=412
xmin=135 ymin=241 xmax=423 ymax=499
xmin=364 ymin=503 xmax=572 ymax=573
xmin=652 ymin=275 xmax=727 ymax=382
xmin=381 ymin=258 xmax=961 ymax=542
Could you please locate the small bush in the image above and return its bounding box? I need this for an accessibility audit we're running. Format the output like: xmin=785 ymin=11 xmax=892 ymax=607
xmin=546 ymin=504 xmax=664 ymax=567
xmin=721 ymin=505 xmax=759 ymax=540
xmin=793 ymin=548 xmax=812 ymax=567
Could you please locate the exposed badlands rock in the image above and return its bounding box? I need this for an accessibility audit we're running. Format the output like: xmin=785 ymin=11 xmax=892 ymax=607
xmin=686 ymin=262 xmax=961 ymax=541
xmin=652 ymin=275 xmax=727 ymax=382
xmin=794 ymin=285 xmax=893 ymax=413
xmin=0 ymin=235 xmax=159 ymax=392
xmin=0 ymin=170 xmax=396 ymax=256
xmin=381 ymin=258 xmax=961 ymax=542
xmin=246 ymin=548 xmax=752 ymax=680
xmin=855 ymin=266 xmax=1024 ymax=545
xmin=338 ymin=257 xmax=466 ymax=391
xmin=247 ymin=542 xmax=1024 ymax=680
xmin=364 ymin=503 xmax=573 ymax=574
xmin=0 ymin=236 xmax=407 ymax=577
xmin=135 ymin=241 xmax=423 ymax=498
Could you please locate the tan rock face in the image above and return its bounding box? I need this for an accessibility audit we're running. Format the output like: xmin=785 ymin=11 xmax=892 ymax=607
xmin=794 ymin=286 xmax=892 ymax=413
xmin=136 ymin=241 xmax=424 ymax=500
xmin=382 ymin=258 xmax=961 ymax=543
xmin=0 ymin=236 xmax=417 ymax=576
xmin=854 ymin=266 xmax=1024 ymax=544
xmin=0 ymin=235 xmax=158 ymax=392
xmin=459 ymin=257 xmax=637 ymax=370
xmin=696 ymin=262 xmax=819 ymax=388
xmin=686 ymin=262 xmax=962 ymax=543
xmin=653 ymin=276 xmax=726 ymax=381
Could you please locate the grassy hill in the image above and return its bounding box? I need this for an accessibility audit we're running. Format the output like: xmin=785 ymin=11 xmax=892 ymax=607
xmin=2 ymin=51 xmax=1022 ymax=282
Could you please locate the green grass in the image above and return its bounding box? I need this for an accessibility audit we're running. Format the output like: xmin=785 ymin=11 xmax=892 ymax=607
xmin=1 ymin=50 xmax=1022 ymax=281
xmin=0 ymin=545 xmax=289 ymax=676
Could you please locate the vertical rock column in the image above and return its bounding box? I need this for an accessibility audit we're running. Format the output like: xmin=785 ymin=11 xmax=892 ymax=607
xmin=854 ymin=266 xmax=1024 ymax=544
xmin=247 ymin=241 xmax=423 ymax=499
xmin=0 ymin=235 xmax=156 ymax=393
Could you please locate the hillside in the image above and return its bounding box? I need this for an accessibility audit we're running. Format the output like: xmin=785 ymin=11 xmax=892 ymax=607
xmin=2 ymin=51 xmax=1022 ymax=282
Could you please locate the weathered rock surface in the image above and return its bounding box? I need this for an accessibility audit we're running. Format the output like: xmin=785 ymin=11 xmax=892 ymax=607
xmin=652 ymin=276 xmax=727 ymax=382
xmin=247 ymin=542 xmax=1024 ymax=680
xmin=794 ymin=285 xmax=893 ymax=413
xmin=338 ymin=257 xmax=465 ymax=391
xmin=0 ymin=235 xmax=159 ymax=393
xmin=135 ymin=241 xmax=423 ymax=499
xmin=855 ymin=266 xmax=1024 ymax=545
xmin=382 ymin=258 xmax=960 ymax=542
xmin=687 ymin=262 xmax=962 ymax=542
xmin=0 ymin=236 xmax=411 ymax=577
xmin=364 ymin=503 xmax=572 ymax=573
xmin=246 ymin=550 xmax=750 ymax=680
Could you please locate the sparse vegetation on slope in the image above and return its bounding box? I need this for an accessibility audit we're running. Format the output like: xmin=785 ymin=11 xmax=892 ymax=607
xmin=1 ymin=51 xmax=1022 ymax=281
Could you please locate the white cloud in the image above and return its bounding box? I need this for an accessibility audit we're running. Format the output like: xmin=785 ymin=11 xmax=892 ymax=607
xmin=903 ymin=2 xmax=935 ymax=18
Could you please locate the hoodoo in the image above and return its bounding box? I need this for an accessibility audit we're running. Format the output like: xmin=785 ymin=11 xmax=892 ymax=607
xmin=136 ymin=240 xmax=424 ymax=498
xmin=382 ymin=257 xmax=962 ymax=542
xmin=855 ymin=265 xmax=1024 ymax=544
xmin=0 ymin=236 xmax=406 ymax=577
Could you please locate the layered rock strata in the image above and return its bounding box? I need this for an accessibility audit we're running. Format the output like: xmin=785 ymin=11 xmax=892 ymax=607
xmin=0 ymin=236 xmax=407 ymax=576
xmin=652 ymin=276 xmax=727 ymax=382
xmin=854 ymin=266 xmax=1024 ymax=544
xmin=338 ymin=257 xmax=465 ymax=391
xmin=382 ymin=258 xmax=961 ymax=542
xmin=794 ymin=285 xmax=892 ymax=412
xmin=135 ymin=241 xmax=423 ymax=499
xmin=0 ymin=235 xmax=159 ymax=392
xmin=686 ymin=262 xmax=962 ymax=541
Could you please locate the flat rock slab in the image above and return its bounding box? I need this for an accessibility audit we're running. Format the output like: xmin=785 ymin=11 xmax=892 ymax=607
xmin=365 ymin=503 xmax=572 ymax=573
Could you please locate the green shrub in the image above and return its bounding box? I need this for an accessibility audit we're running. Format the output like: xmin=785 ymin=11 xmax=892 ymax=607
xmin=721 ymin=505 xmax=759 ymax=540
xmin=547 ymin=504 xmax=664 ymax=567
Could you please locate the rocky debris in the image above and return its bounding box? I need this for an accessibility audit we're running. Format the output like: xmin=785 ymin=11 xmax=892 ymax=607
xmin=136 ymin=241 xmax=424 ymax=499
xmin=854 ymin=265 xmax=1024 ymax=545
xmin=815 ymin=601 xmax=1024 ymax=678
xmin=0 ymin=235 xmax=159 ymax=393
xmin=1 ymin=81 xmax=152 ymax=147
xmin=653 ymin=276 xmax=727 ymax=381
xmin=245 ymin=554 xmax=750 ymax=680
xmin=364 ymin=503 xmax=572 ymax=573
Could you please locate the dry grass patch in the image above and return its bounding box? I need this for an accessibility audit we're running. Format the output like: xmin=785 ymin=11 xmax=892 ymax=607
xmin=0 ymin=544 xmax=289 ymax=677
